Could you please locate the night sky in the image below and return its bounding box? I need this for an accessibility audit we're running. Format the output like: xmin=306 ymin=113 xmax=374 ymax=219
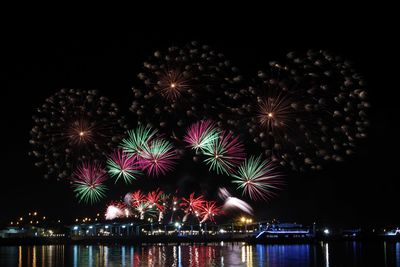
xmin=2 ymin=16 xmax=399 ymax=228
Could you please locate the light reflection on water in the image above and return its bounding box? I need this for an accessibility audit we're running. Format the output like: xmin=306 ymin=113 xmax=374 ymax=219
xmin=0 ymin=241 xmax=399 ymax=267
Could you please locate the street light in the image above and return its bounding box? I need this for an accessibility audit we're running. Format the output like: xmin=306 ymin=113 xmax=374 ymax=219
xmin=240 ymin=216 xmax=253 ymax=233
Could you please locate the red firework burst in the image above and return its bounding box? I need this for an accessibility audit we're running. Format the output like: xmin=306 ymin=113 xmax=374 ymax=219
xmin=146 ymin=189 xmax=166 ymax=212
xmin=200 ymin=201 xmax=221 ymax=223
xmin=129 ymin=190 xmax=146 ymax=208
xmin=180 ymin=193 xmax=205 ymax=219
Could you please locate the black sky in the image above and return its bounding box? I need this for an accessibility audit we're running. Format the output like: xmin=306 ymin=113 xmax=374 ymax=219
xmin=2 ymin=13 xmax=399 ymax=227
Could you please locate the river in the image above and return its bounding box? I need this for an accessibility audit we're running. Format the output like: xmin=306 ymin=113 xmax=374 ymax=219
xmin=1 ymin=241 xmax=399 ymax=266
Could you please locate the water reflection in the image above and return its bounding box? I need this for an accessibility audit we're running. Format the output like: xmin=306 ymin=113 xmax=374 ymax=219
xmin=0 ymin=242 xmax=399 ymax=266
xmin=324 ymin=242 xmax=329 ymax=267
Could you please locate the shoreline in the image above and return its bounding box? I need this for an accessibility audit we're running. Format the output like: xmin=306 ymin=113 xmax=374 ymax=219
xmin=1 ymin=235 xmax=399 ymax=246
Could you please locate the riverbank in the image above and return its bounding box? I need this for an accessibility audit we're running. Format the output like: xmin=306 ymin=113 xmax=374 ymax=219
xmin=1 ymin=235 xmax=399 ymax=246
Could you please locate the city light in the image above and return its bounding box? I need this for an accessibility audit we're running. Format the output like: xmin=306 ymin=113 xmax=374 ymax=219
xmin=174 ymin=222 xmax=181 ymax=229
xmin=324 ymin=229 xmax=330 ymax=235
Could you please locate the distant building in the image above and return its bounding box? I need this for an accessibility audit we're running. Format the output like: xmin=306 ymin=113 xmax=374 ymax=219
xmin=0 ymin=226 xmax=64 ymax=238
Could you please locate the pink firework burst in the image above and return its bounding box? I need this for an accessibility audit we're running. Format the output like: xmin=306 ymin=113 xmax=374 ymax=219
xmin=107 ymin=149 xmax=141 ymax=184
xmin=138 ymin=138 xmax=178 ymax=177
xmin=71 ymin=161 xmax=108 ymax=204
xmin=72 ymin=161 xmax=108 ymax=183
xmin=184 ymin=120 xmax=219 ymax=151
xmin=200 ymin=201 xmax=221 ymax=223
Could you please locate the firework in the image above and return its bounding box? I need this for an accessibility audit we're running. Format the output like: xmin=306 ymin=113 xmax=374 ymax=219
xmin=71 ymin=161 xmax=108 ymax=204
xmin=218 ymin=188 xmax=253 ymax=215
xmin=120 ymin=126 xmax=157 ymax=156
xmin=184 ymin=120 xmax=220 ymax=151
xmin=257 ymin=92 xmax=295 ymax=133
xmin=138 ymin=138 xmax=177 ymax=177
xmin=202 ymin=131 xmax=246 ymax=175
xmin=180 ymin=193 xmax=205 ymax=222
xmin=146 ymin=189 xmax=168 ymax=221
xmin=130 ymin=41 xmax=243 ymax=132
xmin=242 ymin=50 xmax=370 ymax=171
xmin=157 ymin=70 xmax=191 ymax=101
xmin=134 ymin=202 xmax=158 ymax=220
xmin=30 ymin=89 xmax=127 ymax=180
xmin=105 ymin=202 xmax=124 ymax=220
xmin=200 ymin=201 xmax=221 ymax=223
xmin=170 ymin=196 xmax=180 ymax=222
xmin=232 ymin=155 xmax=281 ymax=201
xmin=124 ymin=190 xmax=146 ymax=208
xmin=106 ymin=149 xmax=141 ymax=184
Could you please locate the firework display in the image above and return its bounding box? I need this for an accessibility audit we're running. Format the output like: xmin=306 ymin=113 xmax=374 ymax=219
xmin=232 ymin=155 xmax=281 ymax=201
xmin=242 ymin=50 xmax=370 ymax=171
xmin=137 ymin=138 xmax=178 ymax=177
xmin=184 ymin=120 xmax=220 ymax=151
xmin=130 ymin=41 xmax=243 ymax=132
xmin=146 ymin=189 xmax=169 ymax=221
xmin=105 ymin=202 xmax=125 ymax=220
xmin=120 ymin=126 xmax=158 ymax=156
xmin=106 ymin=149 xmax=141 ymax=184
xmin=106 ymin=190 xmax=222 ymax=224
xmin=218 ymin=188 xmax=253 ymax=215
xmin=30 ymin=43 xmax=369 ymax=216
xmin=30 ymin=89 xmax=127 ymax=180
xmin=181 ymin=192 xmax=206 ymax=222
xmin=71 ymin=162 xmax=108 ymax=204
xmin=202 ymin=131 xmax=246 ymax=175
xmin=199 ymin=201 xmax=221 ymax=223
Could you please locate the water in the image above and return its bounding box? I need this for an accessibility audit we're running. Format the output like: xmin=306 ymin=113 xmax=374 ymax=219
xmin=0 ymin=242 xmax=399 ymax=266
